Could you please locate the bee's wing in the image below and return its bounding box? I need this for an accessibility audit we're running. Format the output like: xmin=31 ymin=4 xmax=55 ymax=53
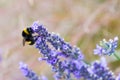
xmin=23 ymin=38 xmax=25 ymax=46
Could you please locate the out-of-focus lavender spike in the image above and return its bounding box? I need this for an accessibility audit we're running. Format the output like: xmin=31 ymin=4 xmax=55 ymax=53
xmin=19 ymin=62 xmax=39 ymax=80
xmin=40 ymin=75 xmax=48 ymax=80
xmin=94 ymin=37 xmax=118 ymax=56
xmin=116 ymin=74 xmax=120 ymax=80
xmin=100 ymin=57 xmax=107 ymax=67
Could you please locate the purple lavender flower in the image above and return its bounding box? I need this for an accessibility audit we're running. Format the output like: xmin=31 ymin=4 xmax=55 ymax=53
xmin=94 ymin=37 xmax=118 ymax=56
xmin=91 ymin=61 xmax=115 ymax=80
xmin=78 ymin=65 xmax=99 ymax=80
xmin=30 ymin=21 xmax=90 ymax=79
xmin=35 ymin=37 xmax=50 ymax=56
xmin=116 ymin=74 xmax=120 ymax=80
xmin=19 ymin=62 xmax=39 ymax=80
xmin=47 ymin=33 xmax=84 ymax=60
xmin=31 ymin=21 xmax=50 ymax=38
xmin=40 ymin=75 xmax=48 ymax=80
xmin=36 ymin=37 xmax=59 ymax=66
xmin=31 ymin=21 xmax=84 ymax=60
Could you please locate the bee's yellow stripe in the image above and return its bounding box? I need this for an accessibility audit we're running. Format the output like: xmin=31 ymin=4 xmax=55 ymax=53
xmin=23 ymin=28 xmax=29 ymax=35
xmin=26 ymin=41 xmax=31 ymax=44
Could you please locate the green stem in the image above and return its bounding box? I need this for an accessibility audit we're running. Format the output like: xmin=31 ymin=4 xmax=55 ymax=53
xmin=82 ymin=60 xmax=90 ymax=65
xmin=113 ymin=52 xmax=120 ymax=60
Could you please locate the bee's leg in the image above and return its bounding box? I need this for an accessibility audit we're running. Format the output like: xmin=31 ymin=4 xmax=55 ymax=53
xmin=23 ymin=38 xmax=26 ymax=46
xmin=29 ymin=41 xmax=34 ymax=45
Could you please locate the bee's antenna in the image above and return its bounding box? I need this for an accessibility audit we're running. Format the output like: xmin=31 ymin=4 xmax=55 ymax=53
xmin=23 ymin=38 xmax=25 ymax=46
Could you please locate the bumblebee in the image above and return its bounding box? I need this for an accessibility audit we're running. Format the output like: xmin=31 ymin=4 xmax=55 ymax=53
xmin=22 ymin=27 xmax=35 ymax=46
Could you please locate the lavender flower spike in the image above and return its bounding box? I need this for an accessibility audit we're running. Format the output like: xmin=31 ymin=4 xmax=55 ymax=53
xmin=19 ymin=62 xmax=39 ymax=80
xmin=94 ymin=37 xmax=118 ymax=56
xmin=31 ymin=21 xmax=84 ymax=60
xmin=91 ymin=60 xmax=115 ymax=80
